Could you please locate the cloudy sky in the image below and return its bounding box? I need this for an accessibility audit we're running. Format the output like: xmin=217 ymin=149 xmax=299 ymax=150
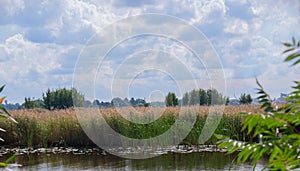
xmin=0 ymin=0 xmax=300 ymax=103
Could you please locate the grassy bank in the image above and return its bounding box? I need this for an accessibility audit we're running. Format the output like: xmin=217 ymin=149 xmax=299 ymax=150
xmin=0 ymin=105 xmax=260 ymax=148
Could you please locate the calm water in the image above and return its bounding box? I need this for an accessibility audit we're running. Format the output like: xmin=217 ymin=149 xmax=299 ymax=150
xmin=0 ymin=148 xmax=267 ymax=170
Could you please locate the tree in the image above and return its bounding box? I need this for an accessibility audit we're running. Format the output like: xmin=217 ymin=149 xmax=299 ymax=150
xmin=23 ymin=97 xmax=44 ymax=109
xmin=130 ymin=97 xmax=136 ymax=106
xmin=92 ymin=99 xmax=100 ymax=106
xmin=124 ymin=98 xmax=129 ymax=105
xmin=199 ymin=89 xmax=207 ymax=105
xmin=182 ymin=88 xmax=227 ymax=106
xmin=217 ymin=37 xmax=300 ymax=170
xmin=239 ymin=93 xmax=252 ymax=104
xmin=182 ymin=92 xmax=189 ymax=105
xmin=85 ymin=100 xmax=92 ymax=107
xmin=111 ymin=97 xmax=127 ymax=107
xmin=42 ymin=88 xmax=85 ymax=110
xmin=165 ymin=92 xmax=178 ymax=107
xmin=190 ymin=89 xmax=199 ymax=105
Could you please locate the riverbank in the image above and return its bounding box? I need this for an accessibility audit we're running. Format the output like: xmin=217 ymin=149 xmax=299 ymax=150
xmin=0 ymin=105 xmax=260 ymax=148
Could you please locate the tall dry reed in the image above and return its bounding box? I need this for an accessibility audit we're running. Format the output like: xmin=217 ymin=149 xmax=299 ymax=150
xmin=0 ymin=105 xmax=260 ymax=148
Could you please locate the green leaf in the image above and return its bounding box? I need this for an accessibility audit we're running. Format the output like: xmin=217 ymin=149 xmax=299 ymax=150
xmin=284 ymin=53 xmax=300 ymax=62
xmin=292 ymin=59 xmax=300 ymax=66
xmin=0 ymin=105 xmax=11 ymax=116
xmin=237 ymin=147 xmax=253 ymax=163
xmin=282 ymin=42 xmax=292 ymax=47
xmin=214 ymin=133 xmax=224 ymax=140
xmin=292 ymin=37 xmax=296 ymax=46
xmin=256 ymin=78 xmax=263 ymax=89
xmin=5 ymin=154 xmax=16 ymax=164
xmin=0 ymin=114 xmax=7 ymax=119
xmin=0 ymin=85 xmax=5 ymax=94
xmin=282 ymin=47 xmax=294 ymax=54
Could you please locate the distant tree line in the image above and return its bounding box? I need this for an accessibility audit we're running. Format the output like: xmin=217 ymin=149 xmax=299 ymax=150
xmin=85 ymin=99 xmax=111 ymax=108
xmin=110 ymin=97 xmax=149 ymax=107
xmin=2 ymin=100 xmax=21 ymax=110
xmin=20 ymin=87 xmax=253 ymax=110
xmin=182 ymin=88 xmax=229 ymax=106
xmin=22 ymin=88 xmax=151 ymax=109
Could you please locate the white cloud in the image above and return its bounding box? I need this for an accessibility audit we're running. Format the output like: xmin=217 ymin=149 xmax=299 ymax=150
xmin=189 ymin=0 xmax=227 ymax=24
xmin=1 ymin=34 xmax=63 ymax=74
xmin=224 ymin=17 xmax=249 ymax=35
xmin=0 ymin=34 xmax=75 ymax=101
xmin=226 ymin=0 xmax=247 ymax=4
xmin=0 ymin=0 xmax=25 ymax=16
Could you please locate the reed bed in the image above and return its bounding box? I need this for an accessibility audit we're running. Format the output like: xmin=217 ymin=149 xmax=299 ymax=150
xmin=0 ymin=105 xmax=260 ymax=148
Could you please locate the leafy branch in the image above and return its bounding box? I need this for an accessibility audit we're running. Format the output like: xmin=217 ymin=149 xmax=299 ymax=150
xmin=216 ymin=37 xmax=300 ymax=170
xmin=0 ymin=85 xmax=17 ymax=167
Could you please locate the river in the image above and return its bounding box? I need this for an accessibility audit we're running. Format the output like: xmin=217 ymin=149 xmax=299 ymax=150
xmin=0 ymin=147 xmax=267 ymax=170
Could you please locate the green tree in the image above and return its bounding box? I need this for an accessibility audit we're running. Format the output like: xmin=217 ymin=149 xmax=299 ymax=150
xmin=217 ymin=37 xmax=300 ymax=170
xmin=182 ymin=92 xmax=189 ymax=105
xmin=43 ymin=88 xmax=84 ymax=110
xmin=182 ymin=88 xmax=227 ymax=106
xmin=165 ymin=92 xmax=178 ymax=107
xmin=23 ymin=97 xmax=44 ymax=109
xmin=239 ymin=93 xmax=252 ymax=105
xmin=190 ymin=89 xmax=199 ymax=105
xmin=111 ymin=97 xmax=127 ymax=107
xmin=199 ymin=89 xmax=207 ymax=105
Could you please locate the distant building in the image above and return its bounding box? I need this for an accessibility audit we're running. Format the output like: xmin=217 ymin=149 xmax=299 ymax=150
xmin=228 ymin=97 xmax=239 ymax=105
xmin=274 ymin=93 xmax=289 ymax=104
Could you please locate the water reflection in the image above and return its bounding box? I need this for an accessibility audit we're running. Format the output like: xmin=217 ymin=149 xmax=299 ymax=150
xmin=0 ymin=149 xmax=266 ymax=170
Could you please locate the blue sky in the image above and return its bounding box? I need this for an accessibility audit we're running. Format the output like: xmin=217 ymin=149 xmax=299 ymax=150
xmin=0 ymin=0 xmax=299 ymax=103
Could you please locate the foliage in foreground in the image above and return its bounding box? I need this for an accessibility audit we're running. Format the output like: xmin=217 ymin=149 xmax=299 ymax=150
xmin=217 ymin=38 xmax=300 ymax=170
xmin=0 ymin=85 xmax=17 ymax=167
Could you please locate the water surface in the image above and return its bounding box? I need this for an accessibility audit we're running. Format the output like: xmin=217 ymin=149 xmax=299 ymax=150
xmin=0 ymin=148 xmax=267 ymax=170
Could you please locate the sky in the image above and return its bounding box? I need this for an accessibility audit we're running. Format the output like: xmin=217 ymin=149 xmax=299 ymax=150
xmin=0 ymin=0 xmax=300 ymax=103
